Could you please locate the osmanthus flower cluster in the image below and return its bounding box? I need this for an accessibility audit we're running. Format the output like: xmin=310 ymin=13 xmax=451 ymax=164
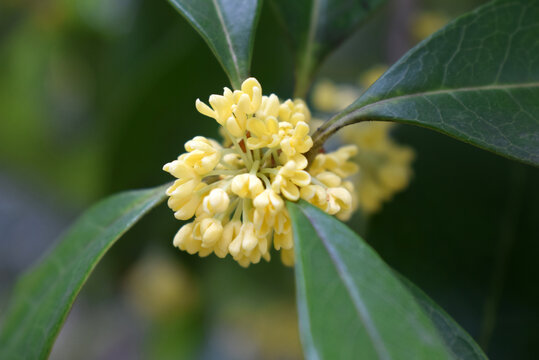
xmin=163 ymin=78 xmax=358 ymax=267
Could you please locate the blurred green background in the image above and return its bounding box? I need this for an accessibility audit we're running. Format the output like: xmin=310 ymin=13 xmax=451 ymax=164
xmin=1 ymin=0 xmax=538 ymax=359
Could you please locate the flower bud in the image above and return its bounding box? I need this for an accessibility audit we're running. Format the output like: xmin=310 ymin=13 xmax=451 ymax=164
xmin=173 ymin=223 xmax=200 ymax=255
xmin=327 ymin=187 xmax=352 ymax=215
xmin=253 ymin=189 xmax=284 ymax=213
xmin=240 ymin=223 xmax=258 ymax=252
xmin=231 ymin=174 xmax=264 ymax=198
xmin=216 ymin=221 xmax=241 ymax=258
xmin=280 ymin=248 xmax=295 ymax=267
xmin=225 ymin=116 xmax=244 ymax=137
xmin=167 ymin=182 xmax=205 ymax=220
xmin=194 ymin=218 xmax=223 ymax=248
xmin=253 ymin=189 xmax=284 ymax=236
xmin=164 ymin=158 xmax=200 ymax=180
xmin=166 ymin=178 xmax=200 ymax=198
xmin=280 ymin=121 xmax=313 ymax=157
xmin=274 ymin=210 xmax=291 ymax=235
xmin=316 ymin=171 xmax=342 ymax=188
xmin=272 ymin=174 xmax=300 ymax=201
xmin=256 ymin=94 xmax=280 ymax=118
xmin=228 ymin=233 xmax=243 ymax=258
xmin=209 ymin=92 xmax=233 ymax=123
xmin=195 ymin=99 xmax=216 ymax=119
xmin=274 ymin=230 xmax=293 ymax=250
xmin=202 ymin=188 xmax=230 ymax=214
xmin=222 ymin=153 xmax=243 ymax=168
xmin=240 ymin=77 xmax=262 ymax=113
xmin=300 ymin=184 xmax=327 ymax=211
xmin=182 ymin=136 xmax=221 ymax=175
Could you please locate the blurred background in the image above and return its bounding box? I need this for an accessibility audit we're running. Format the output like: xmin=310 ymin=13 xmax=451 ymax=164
xmin=1 ymin=0 xmax=538 ymax=359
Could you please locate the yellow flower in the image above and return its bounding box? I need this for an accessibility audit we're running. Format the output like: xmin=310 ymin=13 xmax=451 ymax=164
xmin=164 ymin=78 xmax=358 ymax=267
xmin=280 ymin=121 xmax=313 ymax=157
xmin=195 ymin=88 xmax=234 ymax=125
xmin=183 ymin=137 xmax=222 ymax=175
xmin=300 ymin=184 xmax=327 ymax=211
xmin=255 ymin=93 xmax=281 ymax=118
xmin=166 ymin=181 xmax=205 ymax=220
xmin=173 ymin=223 xmax=198 ymax=254
xmin=246 ymin=115 xmax=280 ymax=149
xmin=326 ymin=187 xmax=353 ymax=215
xmin=253 ymin=189 xmax=284 ymax=236
xmin=200 ymin=188 xmax=230 ymax=215
xmin=272 ymin=156 xmax=311 ymax=201
xmin=231 ymin=173 xmax=265 ymax=199
xmin=193 ymin=217 xmax=224 ymax=248
xmin=279 ymin=99 xmax=311 ymax=126
xmin=309 ymin=145 xmax=359 ymax=179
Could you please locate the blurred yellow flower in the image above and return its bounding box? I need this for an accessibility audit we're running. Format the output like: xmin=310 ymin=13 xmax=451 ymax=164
xmin=311 ymin=68 xmax=415 ymax=214
xmin=411 ymin=11 xmax=450 ymax=42
xmin=311 ymin=79 xmax=360 ymax=112
xmin=340 ymin=122 xmax=415 ymax=213
xmin=164 ymin=78 xmax=358 ymax=267
xmin=124 ymin=253 xmax=198 ymax=321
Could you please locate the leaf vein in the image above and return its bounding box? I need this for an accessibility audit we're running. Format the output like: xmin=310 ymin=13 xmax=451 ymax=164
xmin=300 ymin=207 xmax=392 ymax=360
xmin=212 ymin=0 xmax=241 ymax=82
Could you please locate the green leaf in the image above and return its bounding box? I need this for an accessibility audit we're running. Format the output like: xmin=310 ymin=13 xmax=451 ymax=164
xmin=167 ymin=0 xmax=262 ymax=89
xmin=288 ymin=200 xmax=452 ymax=359
xmin=317 ymin=0 xmax=539 ymax=166
xmin=398 ymin=274 xmax=488 ymax=360
xmin=0 ymin=185 xmax=168 ymax=360
xmin=270 ymin=0 xmax=387 ymax=97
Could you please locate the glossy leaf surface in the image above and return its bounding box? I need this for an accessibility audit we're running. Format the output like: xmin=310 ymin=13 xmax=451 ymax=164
xmin=398 ymin=274 xmax=488 ymax=360
xmin=288 ymin=200 xmax=452 ymax=359
xmin=167 ymin=0 xmax=261 ymax=89
xmin=0 ymin=185 xmax=168 ymax=359
xmin=325 ymin=0 xmax=539 ymax=166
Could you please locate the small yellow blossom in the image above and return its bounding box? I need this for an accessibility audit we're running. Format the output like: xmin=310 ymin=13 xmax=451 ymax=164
xmin=311 ymin=80 xmax=360 ymax=112
xmin=164 ymin=78 xmax=358 ymax=267
xmin=279 ymin=99 xmax=311 ymax=126
xmin=246 ymin=116 xmax=280 ymax=149
xmin=201 ymin=188 xmax=230 ymax=214
xmin=280 ymin=121 xmax=313 ymax=157
xmin=231 ymin=173 xmax=265 ymax=198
